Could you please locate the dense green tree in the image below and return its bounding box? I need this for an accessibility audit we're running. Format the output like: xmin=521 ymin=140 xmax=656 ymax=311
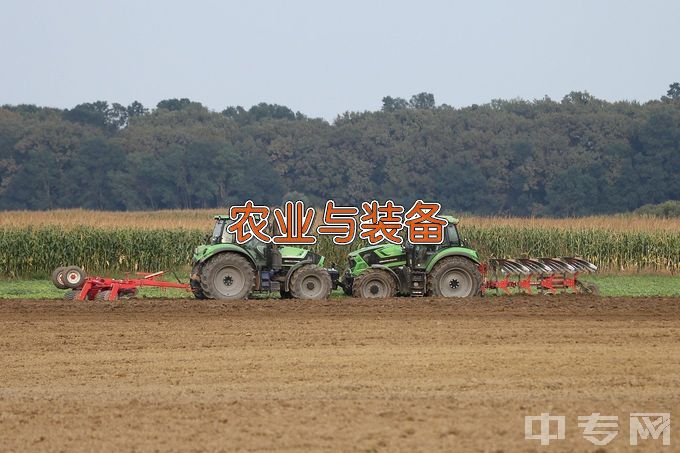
xmin=127 ymin=101 xmax=148 ymax=118
xmin=634 ymin=200 xmax=680 ymax=217
xmin=156 ymin=98 xmax=195 ymax=111
xmin=64 ymin=101 xmax=111 ymax=129
xmin=667 ymin=82 xmax=680 ymax=100
xmin=0 ymin=90 xmax=678 ymax=215
xmin=61 ymin=138 xmax=126 ymax=210
xmin=409 ymin=92 xmax=435 ymax=109
xmin=228 ymin=150 xmax=285 ymax=206
xmin=223 ymin=103 xmax=301 ymax=124
xmin=381 ymin=96 xmax=408 ymax=112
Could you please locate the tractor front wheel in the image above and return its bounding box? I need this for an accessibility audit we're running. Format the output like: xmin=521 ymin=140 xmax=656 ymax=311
xmin=289 ymin=265 xmax=332 ymax=300
xmin=352 ymin=269 xmax=397 ymax=298
xmin=200 ymin=253 xmax=255 ymax=300
xmin=428 ymin=257 xmax=481 ymax=298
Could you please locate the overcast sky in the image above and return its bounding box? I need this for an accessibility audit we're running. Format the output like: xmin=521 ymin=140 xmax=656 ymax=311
xmin=1 ymin=0 xmax=678 ymax=120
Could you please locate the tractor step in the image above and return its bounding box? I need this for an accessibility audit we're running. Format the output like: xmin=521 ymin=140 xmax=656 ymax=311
xmin=410 ymin=271 xmax=427 ymax=297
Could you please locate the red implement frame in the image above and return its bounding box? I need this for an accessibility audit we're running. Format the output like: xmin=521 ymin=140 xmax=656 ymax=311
xmin=478 ymin=263 xmax=581 ymax=296
xmin=74 ymin=271 xmax=191 ymax=300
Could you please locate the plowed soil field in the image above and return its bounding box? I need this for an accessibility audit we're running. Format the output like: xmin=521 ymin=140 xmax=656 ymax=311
xmin=1 ymin=296 xmax=679 ymax=451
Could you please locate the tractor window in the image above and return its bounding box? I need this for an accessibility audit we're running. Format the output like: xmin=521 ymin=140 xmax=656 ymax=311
xmin=221 ymin=229 xmax=235 ymax=244
xmin=447 ymin=224 xmax=461 ymax=246
xmin=211 ymin=220 xmax=235 ymax=244
xmin=211 ymin=221 xmax=225 ymax=244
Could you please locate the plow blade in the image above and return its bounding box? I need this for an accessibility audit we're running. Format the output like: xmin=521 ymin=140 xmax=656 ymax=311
xmin=482 ymin=257 xmax=597 ymax=295
xmin=559 ymin=257 xmax=598 ymax=272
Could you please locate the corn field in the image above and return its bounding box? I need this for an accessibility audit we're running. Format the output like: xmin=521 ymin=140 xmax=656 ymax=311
xmin=0 ymin=227 xmax=202 ymax=278
xmin=459 ymin=226 xmax=680 ymax=273
xmin=2 ymin=209 xmax=679 ymax=232
xmin=0 ymin=224 xmax=677 ymax=278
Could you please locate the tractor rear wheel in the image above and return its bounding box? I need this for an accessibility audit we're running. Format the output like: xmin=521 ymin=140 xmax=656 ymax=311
xmin=64 ymin=290 xmax=79 ymax=301
xmin=352 ymin=269 xmax=397 ymax=298
xmin=200 ymin=253 xmax=254 ymax=300
xmin=51 ymin=266 xmax=68 ymax=289
xmin=289 ymin=264 xmax=332 ymax=300
xmin=428 ymin=257 xmax=481 ymax=297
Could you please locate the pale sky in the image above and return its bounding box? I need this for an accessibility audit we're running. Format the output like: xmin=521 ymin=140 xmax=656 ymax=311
xmin=1 ymin=0 xmax=678 ymax=120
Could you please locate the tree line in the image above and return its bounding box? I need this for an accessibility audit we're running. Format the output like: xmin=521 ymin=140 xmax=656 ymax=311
xmin=1 ymin=84 xmax=679 ymax=216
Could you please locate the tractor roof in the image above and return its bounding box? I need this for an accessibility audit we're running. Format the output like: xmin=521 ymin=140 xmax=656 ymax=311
xmin=442 ymin=215 xmax=459 ymax=224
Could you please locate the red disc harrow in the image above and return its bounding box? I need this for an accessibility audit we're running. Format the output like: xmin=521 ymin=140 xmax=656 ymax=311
xmin=55 ymin=267 xmax=191 ymax=300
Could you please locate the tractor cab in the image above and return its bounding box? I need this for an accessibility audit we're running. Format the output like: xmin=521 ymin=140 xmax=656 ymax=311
xmin=405 ymin=215 xmax=462 ymax=270
xmin=205 ymin=215 xmax=281 ymax=270
xmin=210 ymin=216 xmax=234 ymax=245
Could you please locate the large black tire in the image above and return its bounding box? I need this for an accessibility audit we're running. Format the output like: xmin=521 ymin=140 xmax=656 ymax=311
xmin=289 ymin=264 xmax=332 ymax=300
xmin=200 ymin=253 xmax=255 ymax=300
xmin=190 ymin=264 xmax=206 ymax=299
xmin=51 ymin=267 xmax=68 ymax=289
xmin=64 ymin=290 xmax=79 ymax=300
xmin=352 ymin=269 xmax=397 ymax=299
xmin=428 ymin=257 xmax=482 ymax=298
xmin=279 ymin=289 xmax=293 ymax=299
xmin=62 ymin=266 xmax=86 ymax=289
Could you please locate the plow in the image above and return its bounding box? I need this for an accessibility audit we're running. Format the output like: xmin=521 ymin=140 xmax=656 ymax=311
xmin=480 ymin=257 xmax=598 ymax=295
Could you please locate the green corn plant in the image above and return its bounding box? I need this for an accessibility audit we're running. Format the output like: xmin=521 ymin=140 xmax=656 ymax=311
xmin=0 ymin=225 xmax=677 ymax=279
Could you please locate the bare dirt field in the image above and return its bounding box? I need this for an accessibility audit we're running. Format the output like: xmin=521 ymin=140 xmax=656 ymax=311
xmin=1 ymin=296 xmax=679 ymax=452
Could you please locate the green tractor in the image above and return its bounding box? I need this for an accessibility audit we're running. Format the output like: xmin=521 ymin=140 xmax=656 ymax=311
xmin=190 ymin=216 xmax=340 ymax=300
xmin=341 ymin=216 xmax=482 ymax=298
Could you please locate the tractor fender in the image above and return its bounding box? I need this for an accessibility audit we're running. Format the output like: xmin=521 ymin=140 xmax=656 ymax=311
xmin=425 ymin=248 xmax=480 ymax=273
xmin=283 ymin=260 xmax=316 ymax=292
xmin=368 ymin=264 xmax=400 ymax=284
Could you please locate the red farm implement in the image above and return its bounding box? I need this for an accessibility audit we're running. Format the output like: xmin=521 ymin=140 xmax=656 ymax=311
xmin=480 ymin=257 xmax=598 ymax=295
xmin=52 ymin=266 xmax=191 ymax=300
